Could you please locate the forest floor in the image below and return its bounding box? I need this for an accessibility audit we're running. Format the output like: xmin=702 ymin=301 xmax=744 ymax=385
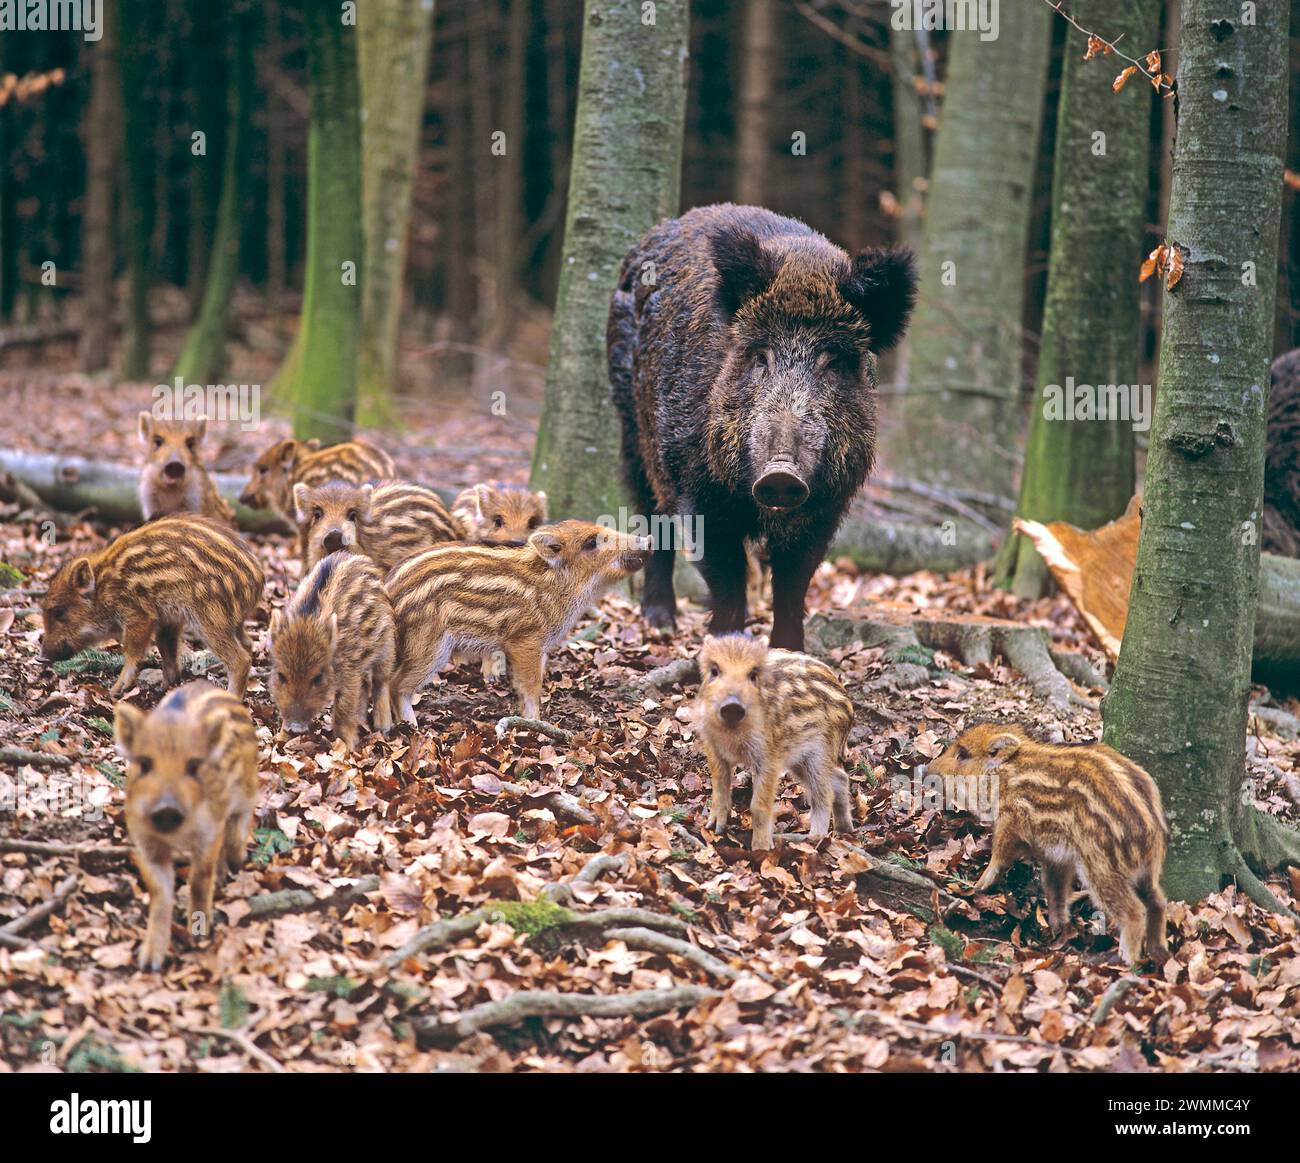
xmin=2 ymin=371 xmax=1299 ymax=1073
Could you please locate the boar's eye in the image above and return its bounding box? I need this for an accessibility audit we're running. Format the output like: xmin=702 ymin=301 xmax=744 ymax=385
xmin=955 ymin=745 xmax=970 ymax=761
xmin=346 ymin=509 xmax=358 ymax=522
xmin=185 ymin=438 xmax=196 ymax=452
xmin=493 ymin=515 xmax=505 ymax=529
xmin=708 ymin=663 xmax=720 ymax=679
xmin=275 ymin=670 xmax=287 ymax=684
xmin=312 ymin=673 xmax=325 ymax=687
xmin=138 ymin=757 xmax=154 ymax=774
xmin=748 ymin=668 xmax=760 ymax=683
xmin=754 ymin=348 xmax=772 ymax=371
xmin=185 ymin=758 xmax=202 ymax=778
xmin=528 ymin=516 xmax=541 ymax=529
xmin=311 ymin=507 xmax=323 ymax=522
xmin=583 ymin=535 xmax=599 ymax=551
xmin=48 ymin=606 xmax=66 ymax=622
xmin=257 ymin=464 xmax=267 ymax=476
xmin=153 ymin=436 xmax=164 ymax=449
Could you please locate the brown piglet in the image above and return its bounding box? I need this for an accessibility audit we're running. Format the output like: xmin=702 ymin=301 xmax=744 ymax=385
xmin=387 ymin=520 xmax=650 ymax=721
xmin=116 ymin=681 xmax=259 ymax=971
xmin=687 ymin=634 xmax=854 ymax=849
xmin=925 ymin=722 xmax=1169 ymax=965
xmin=294 ymin=479 xmax=461 ymax=572
xmin=451 ymin=483 xmax=549 ymax=542
xmin=268 ymin=550 xmax=397 ymax=749
xmin=138 ymin=412 xmax=235 ymax=525
xmin=39 ymin=515 xmax=264 ymax=697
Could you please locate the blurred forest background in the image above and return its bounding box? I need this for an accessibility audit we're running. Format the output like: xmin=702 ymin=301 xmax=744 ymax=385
xmin=5 ymin=0 xmax=1295 ymax=418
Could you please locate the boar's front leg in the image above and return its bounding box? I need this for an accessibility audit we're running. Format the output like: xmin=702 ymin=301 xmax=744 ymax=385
xmin=698 ymin=530 xmax=748 ymax=636
xmin=112 ymin=617 xmax=157 ymax=697
xmin=768 ymin=534 xmax=832 ymax=651
xmin=641 ymin=543 xmax=678 ymax=631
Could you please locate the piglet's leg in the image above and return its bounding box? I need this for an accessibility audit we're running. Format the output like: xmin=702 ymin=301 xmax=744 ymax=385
xmin=704 ymin=751 xmax=734 ymax=832
xmin=135 ymin=848 xmax=175 ymax=972
xmin=112 ymin=618 xmax=157 ymax=697
xmin=974 ymin=822 xmax=1020 ymax=891
xmin=506 ymin=647 xmax=544 ymax=719
xmin=371 ymin=668 xmax=394 ymax=737
xmin=333 ymin=674 xmax=363 ymax=750
xmin=188 ymin=831 xmax=225 ymax=946
xmin=795 ymin=756 xmax=835 ymax=837
xmin=831 ymin=766 xmax=854 ymax=833
xmin=749 ymin=761 xmax=783 ymax=851
xmin=202 ymin=622 xmax=251 ymax=698
xmin=155 ymin=621 xmax=184 ymax=686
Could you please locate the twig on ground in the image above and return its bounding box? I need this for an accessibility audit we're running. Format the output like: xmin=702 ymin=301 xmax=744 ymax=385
xmin=494 ymin=716 xmax=573 ymax=744
xmin=0 ymin=838 xmax=132 ymax=859
xmin=945 ymin=962 xmax=1004 ymax=991
xmin=188 ymin=1025 xmax=286 ymax=1073
xmin=0 ymin=872 xmax=77 ymax=940
xmin=238 ymin=875 xmax=380 ymax=923
xmin=634 ymin=657 xmax=699 ymax=692
xmin=413 ymin=985 xmax=720 ymax=1048
xmin=0 ymin=747 xmax=72 ymax=769
xmin=492 ymin=781 xmax=596 ymax=826
xmin=1091 ymin=975 xmax=1142 ymax=1026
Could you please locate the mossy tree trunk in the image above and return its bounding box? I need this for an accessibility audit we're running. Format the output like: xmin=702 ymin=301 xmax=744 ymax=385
xmin=275 ymin=0 xmax=364 ymax=445
xmin=171 ymin=1 xmax=253 ymax=386
xmin=734 ymin=0 xmax=776 ymax=206
xmin=530 ymin=0 xmax=690 ymax=520
xmin=878 ymin=7 xmax=1051 ymax=498
xmin=996 ymin=0 xmax=1155 ymax=597
xmin=118 ymin=0 xmax=154 ymax=379
xmin=1104 ymin=0 xmax=1300 ymax=909
xmin=357 ymin=0 xmax=435 ymax=422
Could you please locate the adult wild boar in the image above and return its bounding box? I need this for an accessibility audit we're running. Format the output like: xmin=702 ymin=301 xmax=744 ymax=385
xmin=608 ymin=204 xmax=917 ymax=649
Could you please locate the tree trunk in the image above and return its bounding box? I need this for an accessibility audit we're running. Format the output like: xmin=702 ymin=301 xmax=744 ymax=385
xmin=1103 ymin=0 xmax=1300 ymax=909
xmin=733 ymin=0 xmax=776 ymax=206
xmin=530 ymin=0 xmax=691 ymax=520
xmin=185 ymin=0 xmax=224 ymax=318
xmin=888 ymin=23 xmax=926 ymax=251
xmin=117 ymin=0 xmax=154 ymax=380
xmin=996 ymin=0 xmax=1155 ymax=597
xmin=78 ymin=18 xmax=118 ymax=372
xmin=357 ymin=0 xmax=435 ymax=420
xmin=264 ymin=0 xmax=288 ymax=311
xmin=441 ymin=26 xmax=476 ymax=386
xmin=275 ymin=1 xmax=364 ymax=445
xmin=878 ymin=5 xmax=1052 ymax=497
xmin=171 ymin=2 xmax=253 ymax=385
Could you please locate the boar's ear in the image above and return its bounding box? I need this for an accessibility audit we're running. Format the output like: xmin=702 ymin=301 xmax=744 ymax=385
xmin=358 ymin=484 xmax=374 ymax=517
xmin=114 ymin=702 xmax=144 ymax=756
xmin=839 ymin=245 xmax=918 ymax=354
xmin=193 ymin=415 xmax=208 ymax=444
xmin=70 ymin=558 xmax=95 ymax=596
xmin=327 ymin=612 xmax=339 ymax=652
xmin=304 ymin=438 xmax=323 ymax=452
xmin=987 ymin=733 xmax=1022 ymax=763
xmin=709 ymin=226 xmax=780 ymax=319
xmin=528 ymin=530 xmax=564 ymax=565
xmin=276 ymin=439 xmax=299 ymax=470
xmin=535 ymin=490 xmax=548 ymax=519
xmin=138 ymin=412 xmax=154 ymax=443
xmin=269 ymin=607 xmax=284 ymax=637
xmin=292 ymin=482 xmax=310 ymax=523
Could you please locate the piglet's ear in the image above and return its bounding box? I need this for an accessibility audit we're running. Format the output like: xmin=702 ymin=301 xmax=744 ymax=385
xmin=987 ymin=733 xmax=1022 ymax=762
xmin=528 ymin=531 xmax=564 ymax=565
xmin=114 ymin=702 xmax=144 ymax=756
xmin=292 ymin=482 xmax=310 ymax=524
xmin=70 ymin=558 xmax=95 ymax=596
xmin=709 ymin=226 xmax=781 ymax=320
xmin=839 ymin=245 xmax=918 ymax=353
xmin=138 ymin=412 xmax=154 ymax=443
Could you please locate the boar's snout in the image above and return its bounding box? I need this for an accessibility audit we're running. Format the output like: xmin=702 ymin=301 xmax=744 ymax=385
xmin=753 ymin=462 xmax=809 ymax=511
xmin=322 ymin=530 xmax=345 ymax=554
xmin=162 ymin=459 xmax=187 ymax=482
xmin=718 ymin=696 xmax=747 ymax=727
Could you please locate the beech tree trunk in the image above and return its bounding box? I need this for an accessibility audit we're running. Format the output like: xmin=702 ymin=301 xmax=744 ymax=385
xmin=734 ymin=0 xmax=776 ymax=206
xmin=357 ymin=0 xmax=435 ymax=419
xmin=878 ymin=6 xmax=1052 ymax=497
xmin=171 ymin=2 xmax=253 ymax=385
xmin=118 ymin=0 xmax=153 ymax=379
xmin=275 ymin=1 xmax=364 ymax=445
xmin=1104 ymin=0 xmax=1300 ymax=909
xmin=78 ymin=19 xmax=118 ymax=372
xmin=530 ymin=0 xmax=690 ymax=520
xmin=996 ymin=0 xmax=1155 ymax=596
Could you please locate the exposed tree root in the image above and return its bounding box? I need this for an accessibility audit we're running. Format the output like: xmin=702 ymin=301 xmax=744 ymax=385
xmin=491 ymin=781 xmax=596 ymax=826
xmin=541 ymin=851 xmax=629 ymax=905
xmin=413 ymin=985 xmax=720 ymax=1048
xmin=634 ymin=657 xmax=699 ymax=693
xmin=0 ymin=747 xmax=73 ymax=769
xmin=1091 ymin=975 xmax=1140 ymax=1026
xmin=603 ymin=926 xmax=743 ymax=983
xmin=0 ymin=838 xmax=132 ymax=859
xmin=238 ymin=875 xmax=380 ymax=922
xmin=187 ymin=1024 xmax=285 ymax=1073
xmin=807 ymin=612 xmax=1095 ymax=710
xmin=0 ymin=872 xmax=76 ymax=941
